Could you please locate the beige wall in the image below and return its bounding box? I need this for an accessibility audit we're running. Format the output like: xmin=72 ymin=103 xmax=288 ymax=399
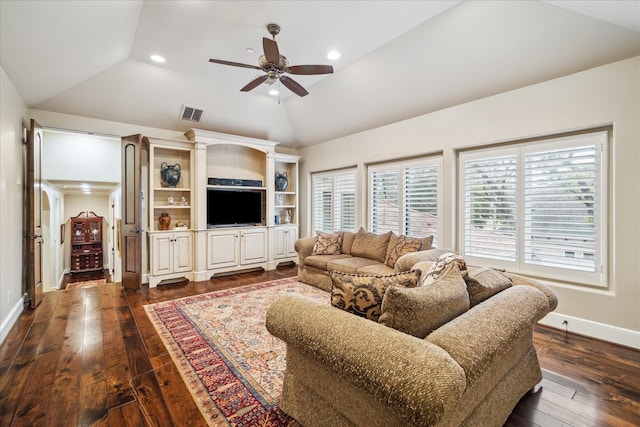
xmin=0 ymin=67 xmax=28 ymax=344
xmin=299 ymin=57 xmax=640 ymax=342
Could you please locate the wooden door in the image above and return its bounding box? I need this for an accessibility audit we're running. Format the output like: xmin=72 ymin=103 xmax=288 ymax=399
xmin=121 ymin=135 xmax=143 ymax=289
xmin=25 ymin=119 xmax=43 ymax=308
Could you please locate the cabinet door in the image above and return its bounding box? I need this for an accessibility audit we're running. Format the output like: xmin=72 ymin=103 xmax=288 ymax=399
xmin=286 ymin=226 xmax=299 ymax=257
xmin=241 ymin=229 xmax=267 ymax=264
xmin=152 ymin=234 xmax=173 ymax=276
xmin=207 ymin=230 xmax=240 ymax=269
xmin=173 ymin=232 xmax=193 ymax=273
xmin=274 ymin=228 xmax=287 ymax=259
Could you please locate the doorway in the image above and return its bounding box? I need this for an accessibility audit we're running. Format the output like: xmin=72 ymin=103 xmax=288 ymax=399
xmin=40 ymin=129 xmax=121 ymax=291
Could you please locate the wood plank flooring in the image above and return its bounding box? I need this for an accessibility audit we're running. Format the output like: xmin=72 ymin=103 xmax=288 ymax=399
xmin=1 ymin=265 xmax=638 ymax=426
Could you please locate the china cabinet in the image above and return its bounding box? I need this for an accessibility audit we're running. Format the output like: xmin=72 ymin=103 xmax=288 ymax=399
xmin=70 ymin=211 xmax=103 ymax=273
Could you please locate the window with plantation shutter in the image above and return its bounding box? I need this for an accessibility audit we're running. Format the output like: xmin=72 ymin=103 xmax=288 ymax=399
xmin=459 ymin=130 xmax=608 ymax=287
xmin=369 ymin=157 xmax=441 ymax=246
xmin=312 ymin=169 xmax=356 ymax=234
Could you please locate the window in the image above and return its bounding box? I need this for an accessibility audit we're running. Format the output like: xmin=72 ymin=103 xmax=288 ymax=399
xmin=459 ymin=130 xmax=608 ymax=286
xmin=312 ymin=169 xmax=357 ymax=233
xmin=369 ymin=157 xmax=441 ymax=245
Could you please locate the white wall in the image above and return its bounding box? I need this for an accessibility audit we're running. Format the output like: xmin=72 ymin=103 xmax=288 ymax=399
xmin=299 ymin=57 xmax=640 ymax=347
xmin=0 ymin=67 xmax=27 ymax=344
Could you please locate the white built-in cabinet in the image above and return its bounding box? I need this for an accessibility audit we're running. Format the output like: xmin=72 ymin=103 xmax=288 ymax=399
xmin=142 ymin=130 xmax=299 ymax=286
xmin=274 ymin=225 xmax=298 ymax=259
xmin=206 ymin=227 xmax=268 ymax=269
xmin=151 ymin=232 xmax=193 ymax=276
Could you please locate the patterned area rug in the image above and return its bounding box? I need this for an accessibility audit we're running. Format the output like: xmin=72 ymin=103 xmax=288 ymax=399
xmin=65 ymin=278 xmax=107 ymax=290
xmin=144 ymin=277 xmax=329 ymax=427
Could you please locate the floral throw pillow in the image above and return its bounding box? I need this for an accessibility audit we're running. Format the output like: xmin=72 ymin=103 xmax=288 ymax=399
xmin=311 ymin=232 xmax=343 ymax=255
xmin=423 ymin=252 xmax=467 ymax=285
xmin=385 ymin=235 xmax=423 ymax=268
xmin=330 ymin=269 xmax=421 ymax=321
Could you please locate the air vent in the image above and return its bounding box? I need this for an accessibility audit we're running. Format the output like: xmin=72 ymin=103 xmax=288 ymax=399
xmin=179 ymin=105 xmax=204 ymax=123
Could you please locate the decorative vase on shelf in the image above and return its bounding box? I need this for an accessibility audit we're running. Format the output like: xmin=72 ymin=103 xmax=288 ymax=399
xmin=160 ymin=162 xmax=181 ymax=187
xmin=284 ymin=210 xmax=292 ymax=224
xmin=275 ymin=171 xmax=288 ymax=191
xmin=159 ymin=212 xmax=171 ymax=230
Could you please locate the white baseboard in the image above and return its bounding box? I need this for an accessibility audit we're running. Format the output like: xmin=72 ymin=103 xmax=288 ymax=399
xmin=539 ymin=312 xmax=640 ymax=349
xmin=1 ymin=297 xmax=24 ymax=346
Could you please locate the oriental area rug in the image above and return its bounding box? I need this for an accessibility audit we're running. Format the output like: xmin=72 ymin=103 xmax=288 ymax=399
xmin=144 ymin=277 xmax=329 ymax=427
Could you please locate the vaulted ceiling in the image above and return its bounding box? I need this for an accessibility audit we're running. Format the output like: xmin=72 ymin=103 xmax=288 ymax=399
xmin=1 ymin=1 xmax=639 ymax=148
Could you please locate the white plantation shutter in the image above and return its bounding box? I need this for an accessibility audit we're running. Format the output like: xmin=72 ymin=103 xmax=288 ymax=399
xmin=369 ymin=157 xmax=441 ymax=244
xmin=312 ymin=169 xmax=356 ymax=233
xmin=369 ymin=167 xmax=399 ymax=234
xmin=459 ymin=130 xmax=607 ymax=286
xmin=524 ymin=140 xmax=600 ymax=273
xmin=404 ymin=163 xmax=440 ymax=246
xmin=462 ymin=152 xmax=518 ymax=261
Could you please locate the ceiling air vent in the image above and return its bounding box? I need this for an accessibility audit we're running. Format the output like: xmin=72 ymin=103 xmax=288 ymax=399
xmin=179 ymin=105 xmax=204 ymax=123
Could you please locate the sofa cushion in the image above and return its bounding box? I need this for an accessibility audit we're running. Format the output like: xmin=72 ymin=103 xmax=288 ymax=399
xmin=423 ymin=252 xmax=467 ymax=285
xmin=465 ymin=267 xmax=513 ymax=306
xmin=350 ymin=228 xmax=392 ymax=263
xmin=330 ymin=269 xmax=422 ymax=321
xmin=356 ymin=263 xmax=396 ymax=276
xmin=326 ymin=257 xmax=380 ymax=274
xmin=312 ymin=232 xmax=344 ymax=255
xmin=379 ymin=263 xmax=470 ymax=338
xmin=340 ymin=231 xmax=356 ymax=255
xmin=305 ymin=254 xmax=352 ymax=270
xmin=385 ymin=234 xmax=423 ymax=268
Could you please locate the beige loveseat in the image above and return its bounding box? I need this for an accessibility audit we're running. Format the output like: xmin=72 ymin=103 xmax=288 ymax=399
xmin=267 ymin=246 xmax=558 ymax=426
xmin=296 ymin=229 xmax=451 ymax=292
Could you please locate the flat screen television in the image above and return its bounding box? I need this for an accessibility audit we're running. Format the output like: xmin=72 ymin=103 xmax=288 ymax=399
xmin=207 ymin=188 xmax=263 ymax=227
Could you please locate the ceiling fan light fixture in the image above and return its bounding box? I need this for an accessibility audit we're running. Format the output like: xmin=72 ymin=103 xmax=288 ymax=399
xmin=269 ymin=89 xmax=279 ymax=96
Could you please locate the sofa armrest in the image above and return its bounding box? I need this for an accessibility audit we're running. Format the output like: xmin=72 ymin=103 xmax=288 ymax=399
xmin=394 ymin=247 xmax=453 ymax=272
xmin=294 ymin=236 xmax=316 ymax=266
xmin=504 ymin=273 xmax=558 ymax=311
xmin=266 ymin=295 xmax=466 ymax=425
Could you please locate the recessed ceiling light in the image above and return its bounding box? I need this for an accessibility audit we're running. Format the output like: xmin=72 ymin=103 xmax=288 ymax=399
xmin=327 ymin=50 xmax=341 ymax=60
xmin=150 ymin=54 xmax=166 ymax=63
xmin=269 ymin=89 xmax=279 ymax=96
xmin=246 ymin=48 xmax=255 ymax=54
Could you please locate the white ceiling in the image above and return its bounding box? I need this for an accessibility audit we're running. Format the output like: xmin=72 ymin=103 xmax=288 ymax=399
xmin=1 ymin=1 xmax=639 ymax=148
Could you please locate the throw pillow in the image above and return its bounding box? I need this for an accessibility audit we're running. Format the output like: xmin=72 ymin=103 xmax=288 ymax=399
xmin=423 ymin=252 xmax=467 ymax=285
xmin=330 ymin=269 xmax=421 ymax=321
xmin=465 ymin=267 xmax=513 ymax=306
xmin=311 ymin=232 xmax=343 ymax=255
xmin=350 ymin=227 xmax=392 ymax=263
xmin=421 ymin=235 xmax=434 ymax=250
xmin=379 ymin=263 xmax=470 ymax=338
xmin=385 ymin=234 xmax=423 ymax=268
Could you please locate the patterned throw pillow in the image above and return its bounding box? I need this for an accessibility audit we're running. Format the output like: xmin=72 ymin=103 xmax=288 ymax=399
xmin=385 ymin=234 xmax=423 ymax=268
xmin=465 ymin=267 xmax=513 ymax=306
xmin=311 ymin=232 xmax=343 ymax=255
xmin=423 ymin=252 xmax=467 ymax=285
xmin=330 ymin=269 xmax=421 ymax=321
xmin=350 ymin=228 xmax=392 ymax=263
xmin=379 ymin=263 xmax=470 ymax=338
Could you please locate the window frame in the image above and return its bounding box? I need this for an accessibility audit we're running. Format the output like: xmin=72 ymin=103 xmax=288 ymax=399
xmin=368 ymin=156 xmax=442 ymax=246
xmin=311 ymin=168 xmax=357 ymax=234
xmin=458 ymin=130 xmax=608 ymax=287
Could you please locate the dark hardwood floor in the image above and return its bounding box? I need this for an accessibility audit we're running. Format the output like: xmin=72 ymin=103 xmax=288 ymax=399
xmin=1 ymin=265 xmax=638 ymax=426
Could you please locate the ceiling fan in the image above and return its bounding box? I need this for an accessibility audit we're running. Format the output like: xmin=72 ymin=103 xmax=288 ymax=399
xmin=209 ymin=23 xmax=333 ymax=97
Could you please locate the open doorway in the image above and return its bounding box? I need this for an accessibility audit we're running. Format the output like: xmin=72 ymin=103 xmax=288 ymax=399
xmin=41 ymin=129 xmax=121 ymax=291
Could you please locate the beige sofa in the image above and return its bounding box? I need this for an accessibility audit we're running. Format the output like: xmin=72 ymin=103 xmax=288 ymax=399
xmin=295 ymin=229 xmax=451 ymax=292
xmin=267 ymin=240 xmax=558 ymax=426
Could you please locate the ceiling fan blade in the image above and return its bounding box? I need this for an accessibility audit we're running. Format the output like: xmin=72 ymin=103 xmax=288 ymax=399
xmin=286 ymin=65 xmax=334 ymax=75
xmin=241 ymin=75 xmax=269 ymax=92
xmin=263 ymin=37 xmax=280 ymax=64
xmin=280 ymin=75 xmax=309 ymax=97
xmin=209 ymin=58 xmax=261 ymax=70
